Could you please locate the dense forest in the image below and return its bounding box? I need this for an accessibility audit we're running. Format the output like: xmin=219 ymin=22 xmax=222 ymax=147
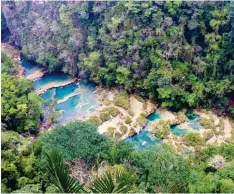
xmin=1 ymin=1 xmax=234 ymax=193
xmin=2 ymin=1 xmax=234 ymax=112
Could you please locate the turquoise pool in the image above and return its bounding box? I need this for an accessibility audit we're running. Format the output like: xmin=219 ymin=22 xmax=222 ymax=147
xmin=170 ymin=125 xmax=188 ymax=136
xmin=34 ymin=72 xmax=70 ymax=89
xmin=21 ymin=55 xmax=41 ymax=76
xmin=125 ymin=113 xmax=162 ymax=149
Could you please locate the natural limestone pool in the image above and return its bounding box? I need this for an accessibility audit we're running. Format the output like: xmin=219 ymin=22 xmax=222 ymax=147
xmin=21 ymin=57 xmax=99 ymax=125
xmin=21 ymin=57 xmax=204 ymax=148
xmin=125 ymin=113 xmax=162 ymax=149
xmin=21 ymin=55 xmax=42 ymax=76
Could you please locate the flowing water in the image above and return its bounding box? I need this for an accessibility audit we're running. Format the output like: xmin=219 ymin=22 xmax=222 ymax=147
xmin=125 ymin=113 xmax=162 ymax=149
xmin=20 ymin=56 xmax=99 ymax=125
xmin=21 ymin=56 xmax=203 ymax=149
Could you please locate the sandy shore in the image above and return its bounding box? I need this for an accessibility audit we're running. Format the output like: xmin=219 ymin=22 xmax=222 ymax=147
xmin=26 ymin=68 xmax=48 ymax=81
xmin=36 ymin=78 xmax=77 ymax=95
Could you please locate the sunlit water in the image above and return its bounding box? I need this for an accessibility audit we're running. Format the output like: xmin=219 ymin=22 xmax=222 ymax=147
xmin=125 ymin=113 xmax=162 ymax=149
xmin=34 ymin=72 xmax=71 ymax=90
xmin=21 ymin=57 xmax=203 ymax=146
xmin=20 ymin=57 xmax=99 ymax=125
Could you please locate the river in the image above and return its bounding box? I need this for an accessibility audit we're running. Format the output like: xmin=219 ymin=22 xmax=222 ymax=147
xmin=21 ymin=56 xmax=203 ymax=149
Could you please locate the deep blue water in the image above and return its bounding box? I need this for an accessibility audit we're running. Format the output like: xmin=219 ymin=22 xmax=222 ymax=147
xmin=125 ymin=113 xmax=162 ymax=149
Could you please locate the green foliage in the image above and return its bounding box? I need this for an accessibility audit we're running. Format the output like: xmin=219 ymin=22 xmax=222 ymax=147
xmin=136 ymin=115 xmax=147 ymax=127
xmin=135 ymin=95 xmax=145 ymax=103
xmin=100 ymin=112 xmax=111 ymax=122
xmin=44 ymin=149 xmax=83 ymax=193
xmin=199 ymin=118 xmax=216 ymax=129
xmin=35 ymin=121 xmax=110 ymax=165
xmin=87 ymin=116 xmax=102 ymax=126
xmin=3 ymin=1 xmax=233 ymax=111
xmin=124 ymin=116 xmax=132 ymax=124
xmin=133 ymin=144 xmax=190 ymax=193
xmin=116 ymin=67 xmax=130 ymax=84
xmin=107 ymin=106 xmax=120 ymax=117
xmin=113 ymin=91 xmax=130 ymax=110
xmin=153 ymin=120 xmax=170 ymax=139
xmin=219 ymin=179 xmax=234 ymax=193
xmin=87 ymin=165 xmax=137 ymax=193
xmin=1 ymin=74 xmax=43 ymax=133
xmin=1 ymin=52 xmax=18 ymax=74
xmin=1 ymin=131 xmax=40 ymax=192
xmin=184 ymin=132 xmax=205 ymax=147
xmin=104 ymin=141 xmax=134 ymax=165
xmin=119 ymin=125 xmax=128 ymax=135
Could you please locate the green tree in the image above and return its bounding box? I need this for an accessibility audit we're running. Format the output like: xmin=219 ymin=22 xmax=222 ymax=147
xmin=35 ymin=121 xmax=110 ymax=165
xmin=1 ymin=74 xmax=43 ymax=133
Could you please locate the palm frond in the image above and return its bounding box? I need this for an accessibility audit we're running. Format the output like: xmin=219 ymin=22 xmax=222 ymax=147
xmin=88 ymin=165 xmax=136 ymax=193
xmin=44 ymin=149 xmax=83 ymax=193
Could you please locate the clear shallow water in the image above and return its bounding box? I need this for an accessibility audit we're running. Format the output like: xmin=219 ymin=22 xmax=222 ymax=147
xmin=20 ymin=56 xmax=99 ymax=125
xmin=186 ymin=113 xmax=203 ymax=130
xmin=21 ymin=55 xmax=41 ymax=76
xmin=170 ymin=125 xmax=188 ymax=136
xmin=34 ymin=72 xmax=70 ymax=89
xmin=52 ymin=81 xmax=99 ymax=124
xmin=125 ymin=113 xmax=162 ymax=149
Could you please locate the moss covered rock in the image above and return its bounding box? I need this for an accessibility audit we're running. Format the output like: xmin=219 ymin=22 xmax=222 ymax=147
xmin=100 ymin=112 xmax=111 ymax=122
xmin=199 ymin=118 xmax=215 ymax=129
xmin=87 ymin=116 xmax=102 ymax=126
xmin=137 ymin=115 xmax=147 ymax=127
xmin=125 ymin=116 xmax=132 ymax=124
xmin=113 ymin=91 xmax=130 ymax=110
xmin=183 ymin=132 xmax=205 ymax=147
xmin=153 ymin=120 xmax=170 ymax=139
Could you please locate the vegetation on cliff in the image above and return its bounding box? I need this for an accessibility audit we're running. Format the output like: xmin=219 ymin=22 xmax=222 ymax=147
xmin=2 ymin=1 xmax=234 ymax=113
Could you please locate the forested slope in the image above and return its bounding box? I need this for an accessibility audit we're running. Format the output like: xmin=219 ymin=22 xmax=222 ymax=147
xmin=2 ymin=1 xmax=234 ymax=111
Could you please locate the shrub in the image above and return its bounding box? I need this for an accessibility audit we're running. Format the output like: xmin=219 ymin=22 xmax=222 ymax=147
xmin=113 ymin=91 xmax=130 ymax=110
xmin=125 ymin=116 xmax=132 ymax=124
xmin=177 ymin=111 xmax=186 ymax=123
xmin=219 ymin=179 xmax=234 ymax=193
xmin=87 ymin=116 xmax=102 ymax=126
xmin=183 ymin=132 xmax=205 ymax=147
xmin=128 ymin=109 xmax=134 ymax=116
xmin=35 ymin=121 xmax=110 ymax=164
xmin=203 ymin=130 xmax=214 ymax=141
xmin=108 ymin=106 xmax=120 ymax=117
xmin=99 ymin=112 xmax=111 ymax=122
xmin=106 ymin=126 xmax=116 ymax=138
xmin=135 ymin=95 xmax=145 ymax=103
xmin=137 ymin=115 xmax=147 ymax=127
xmin=153 ymin=120 xmax=170 ymax=139
xmin=114 ymin=131 xmax=122 ymax=139
xmin=119 ymin=125 xmax=128 ymax=134
xmin=128 ymin=128 xmax=136 ymax=137
xmin=103 ymin=99 xmax=112 ymax=106
xmin=199 ymin=118 xmax=215 ymax=129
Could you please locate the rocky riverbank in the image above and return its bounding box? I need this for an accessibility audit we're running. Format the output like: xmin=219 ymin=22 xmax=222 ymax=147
xmin=1 ymin=43 xmax=24 ymax=77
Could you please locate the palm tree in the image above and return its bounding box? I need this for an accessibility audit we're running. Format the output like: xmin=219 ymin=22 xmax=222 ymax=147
xmin=87 ymin=165 xmax=136 ymax=193
xmin=44 ymin=150 xmax=136 ymax=193
xmin=44 ymin=150 xmax=83 ymax=193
